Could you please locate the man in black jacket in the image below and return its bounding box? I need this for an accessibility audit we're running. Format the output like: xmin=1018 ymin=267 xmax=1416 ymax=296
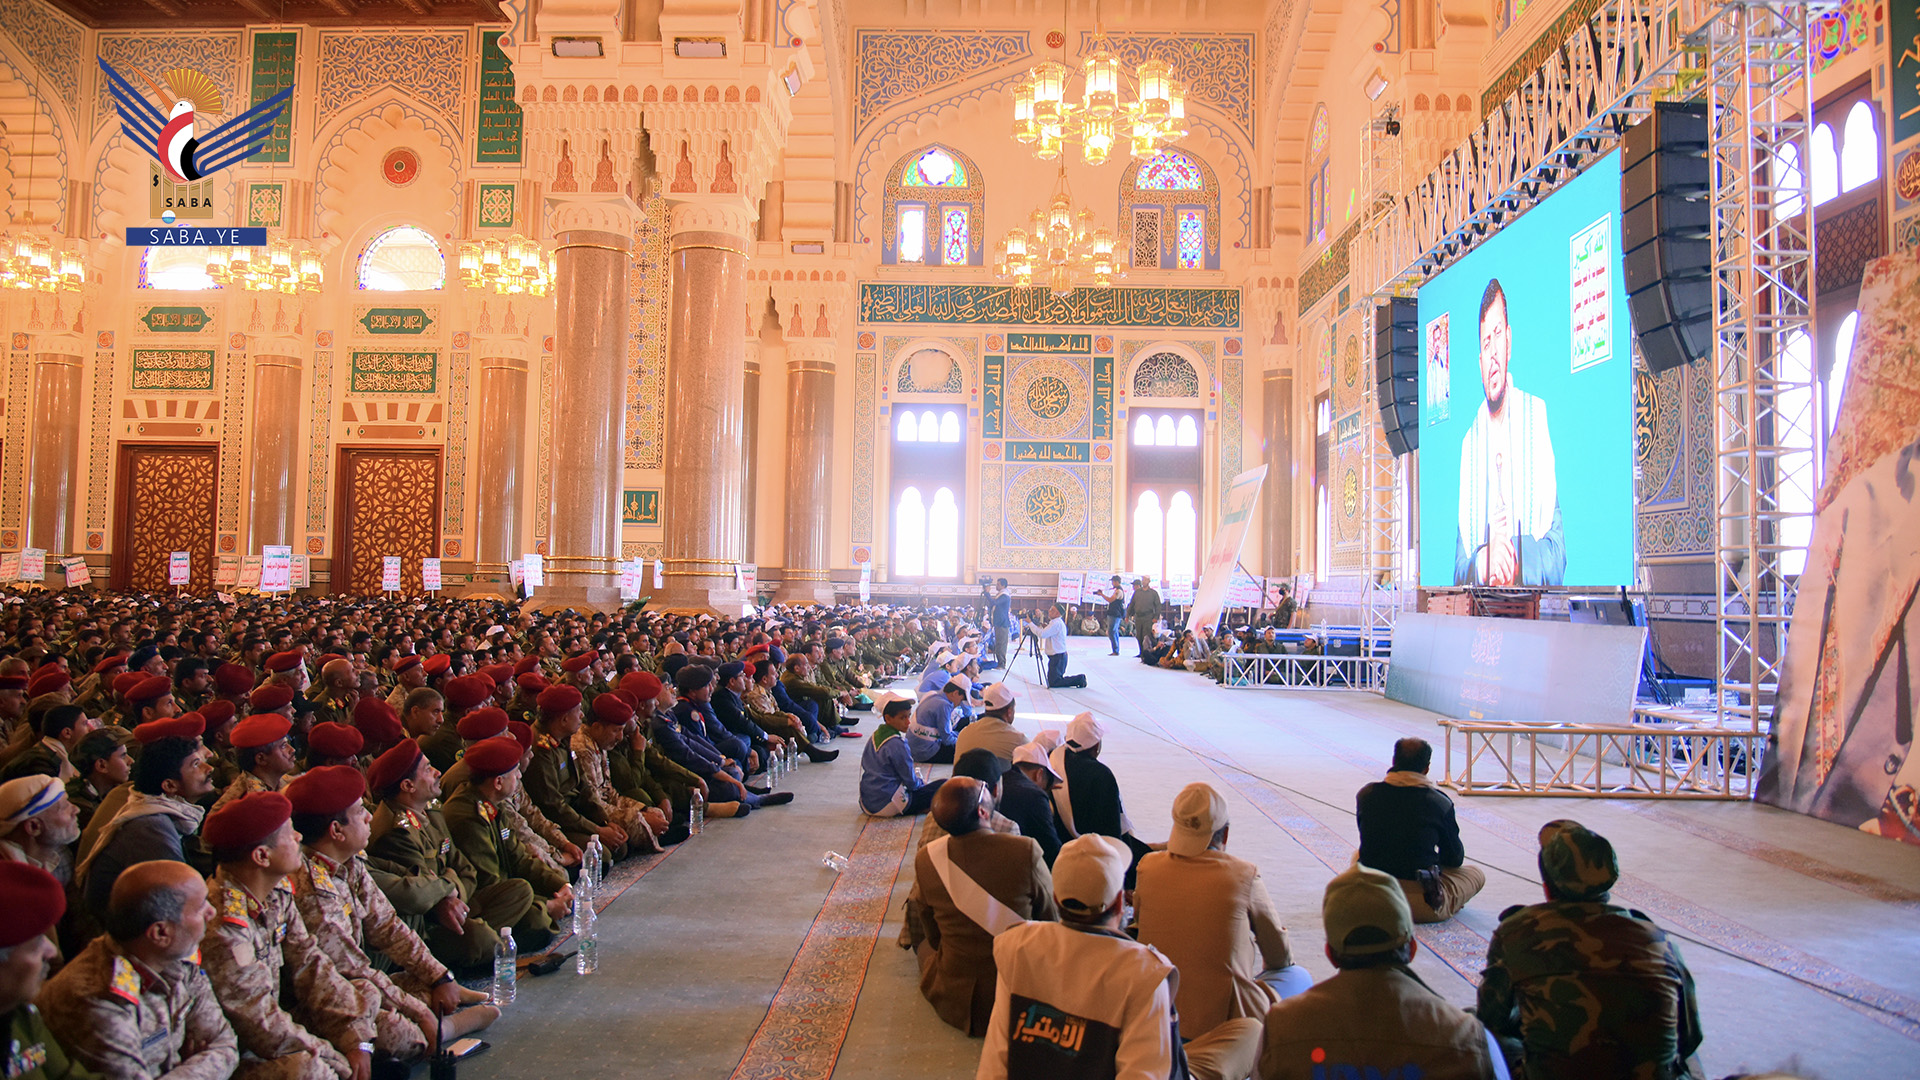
xmin=1052 ymin=714 xmax=1156 ymax=884
xmin=1001 ymin=742 xmax=1064 ymax=866
xmin=1355 ymin=737 xmax=1486 ymax=923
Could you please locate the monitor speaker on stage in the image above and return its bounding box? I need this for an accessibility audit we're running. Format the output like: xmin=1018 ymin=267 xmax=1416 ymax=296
xmin=1374 ymin=297 xmax=1418 ymax=456
xmin=1622 ymin=101 xmax=1711 ymax=374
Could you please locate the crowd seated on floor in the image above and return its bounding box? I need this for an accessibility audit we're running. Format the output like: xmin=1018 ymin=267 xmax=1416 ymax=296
xmin=0 ymin=587 xmax=1741 ymax=1080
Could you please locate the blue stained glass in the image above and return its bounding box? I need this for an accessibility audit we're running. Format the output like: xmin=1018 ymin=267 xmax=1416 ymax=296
xmin=903 ymin=147 xmax=966 ymax=186
xmin=1176 ymin=209 xmax=1203 ymax=269
xmin=942 ymin=207 xmax=968 ymax=265
xmin=1137 ymin=149 xmax=1203 ymax=190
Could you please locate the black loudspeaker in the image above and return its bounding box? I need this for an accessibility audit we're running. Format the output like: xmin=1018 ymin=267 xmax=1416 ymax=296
xmin=1373 ymin=298 xmax=1418 ymax=456
xmin=1622 ymin=101 xmax=1712 ymax=374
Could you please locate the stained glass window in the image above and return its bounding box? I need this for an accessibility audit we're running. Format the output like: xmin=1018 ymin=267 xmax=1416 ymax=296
xmin=1814 ymin=0 xmax=1877 ymax=72
xmin=942 ymin=205 xmax=969 ymax=265
xmin=1309 ymin=105 xmax=1329 ymax=160
xmin=902 ymin=147 xmax=965 ymax=187
xmin=1136 ymin=149 xmax=1203 ymax=191
xmin=1175 ymin=208 xmax=1204 ymax=269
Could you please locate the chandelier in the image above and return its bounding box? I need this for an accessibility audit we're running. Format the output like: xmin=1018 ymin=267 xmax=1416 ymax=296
xmin=1012 ymin=29 xmax=1187 ymax=167
xmin=993 ymin=165 xmax=1120 ymax=297
xmin=0 ymin=221 xmax=86 ymax=293
xmin=457 ymin=235 xmax=554 ymax=297
xmin=207 ymin=236 xmax=323 ymax=295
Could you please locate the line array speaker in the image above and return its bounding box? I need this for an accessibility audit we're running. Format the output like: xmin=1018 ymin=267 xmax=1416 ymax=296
xmin=1374 ymin=297 xmax=1418 ymax=456
xmin=1622 ymin=100 xmax=1711 ymax=374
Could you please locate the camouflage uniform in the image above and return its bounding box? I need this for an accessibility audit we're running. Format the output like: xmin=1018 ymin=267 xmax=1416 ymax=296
xmin=36 ymin=934 xmax=238 ymax=1080
xmin=570 ymin=731 xmax=659 ymax=851
xmin=209 ymin=771 xmax=278 ymax=816
xmin=1477 ymin=820 xmax=1702 ymax=1080
xmin=199 ymin=870 xmax=377 ymax=1080
xmin=291 ymin=851 xmax=449 ymax=1061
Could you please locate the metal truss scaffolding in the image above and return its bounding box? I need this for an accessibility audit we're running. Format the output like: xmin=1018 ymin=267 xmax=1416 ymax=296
xmin=1704 ymin=1 xmax=1814 ymax=737
xmin=1358 ymin=107 xmax=1407 ymax=657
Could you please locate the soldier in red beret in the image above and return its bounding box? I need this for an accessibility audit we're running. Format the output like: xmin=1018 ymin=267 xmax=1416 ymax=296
xmin=362 ymin=741 xmax=558 ymax=974
xmin=212 ymin=662 xmax=257 ymax=708
xmin=304 ymin=722 xmax=366 ymax=769
xmin=200 ymin=791 xmax=378 ymax=1080
xmin=125 ymin=675 xmax=177 ymax=728
xmin=211 ymin=714 xmax=295 ymax=814
xmin=384 ymin=655 xmax=428 ymax=714
xmin=576 ymin=695 xmax=672 ymax=851
xmin=287 ymin=767 xmax=497 ymax=1063
xmin=441 ymin=738 xmax=576 ymax=942
xmin=351 ymin=696 xmax=405 ymax=759
xmin=0 ymin=862 xmax=87 ymax=1080
xmin=525 ymin=685 xmax=630 ymax=857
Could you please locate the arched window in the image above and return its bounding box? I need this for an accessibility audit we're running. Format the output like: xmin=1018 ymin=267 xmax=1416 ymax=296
xmin=895 ymin=487 xmax=927 ymax=576
xmin=928 ymin=488 xmax=961 ymax=577
xmin=359 ymin=225 xmax=445 ymax=291
xmin=1772 ymin=142 xmax=1805 ymax=218
xmin=897 ymin=410 xmax=918 ymax=442
xmin=1840 ymin=101 xmax=1879 ymax=192
xmin=1827 ymin=310 xmax=1858 ymax=433
xmin=938 ymin=411 xmax=961 ymax=443
xmin=891 ymin=402 xmax=966 ymax=580
xmin=882 ymin=144 xmax=984 ymax=266
xmin=1132 ymin=491 xmax=1163 ymax=583
xmin=1121 ymin=149 xmax=1220 ymax=271
xmin=1306 ymin=104 xmax=1331 ymax=244
xmin=142 ymin=247 xmax=219 ymax=290
xmin=1165 ymin=490 xmax=1197 ymax=583
xmin=1131 ymin=352 xmax=1201 ymax=398
xmin=1778 ymin=329 xmax=1816 ymax=576
xmin=918 ymin=411 xmax=939 ymax=442
xmin=1175 ymin=414 xmax=1199 ymax=447
xmin=1129 ymin=408 xmax=1204 ymax=584
xmin=1155 ymin=414 xmax=1176 ymax=445
xmin=1811 ymin=123 xmax=1839 ymax=206
xmin=1133 ymin=414 xmax=1156 ymax=445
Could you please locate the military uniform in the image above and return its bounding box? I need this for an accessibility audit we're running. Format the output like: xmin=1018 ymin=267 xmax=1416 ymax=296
xmin=439 ymin=787 xmax=566 ymax=926
xmin=62 ymin=778 xmax=108 ymax=832
xmin=2 ymin=1003 xmax=98 ymax=1080
xmin=610 ymin=743 xmax=699 ymax=816
xmin=570 ymin=731 xmax=658 ymax=852
xmin=305 ymin=689 xmax=351 ymax=732
xmin=363 ymin=800 xmax=548 ymax=971
xmin=495 ymin=787 xmax=572 ymax=876
xmin=522 ymin=725 xmax=609 ymax=847
xmin=209 ymin=771 xmax=278 ymax=816
xmin=199 ymin=870 xmax=377 ymax=1080
xmin=4 ymin=739 xmax=75 ymax=783
xmin=416 ymin=724 xmax=463 ymax=775
xmin=290 ymin=851 xmax=447 ymax=1061
xmin=36 ymin=935 xmax=239 ymax=1080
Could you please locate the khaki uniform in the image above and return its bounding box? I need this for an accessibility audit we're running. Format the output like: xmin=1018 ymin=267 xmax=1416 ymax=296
xmin=6 ymin=739 xmax=76 ymax=782
xmin=363 ymin=801 xmax=548 ymax=970
xmin=1260 ymin=966 xmax=1501 ymax=1080
xmin=199 ymin=871 xmax=377 ymax=1080
xmin=2 ymin=1003 xmax=97 ymax=1080
xmin=416 ymin=725 xmax=463 ymax=775
xmin=305 ymin=689 xmax=352 ymax=732
xmin=912 ymin=831 xmax=1057 ymax=1036
xmin=291 ymin=851 xmax=449 ymax=1060
xmin=570 ymin=731 xmax=658 ymax=851
xmin=1135 ymin=849 xmax=1295 ymax=1037
xmin=439 ymin=787 xmax=565 ymax=952
xmin=522 ymin=727 xmax=608 ymax=846
xmin=36 ymin=935 xmax=239 ymax=1080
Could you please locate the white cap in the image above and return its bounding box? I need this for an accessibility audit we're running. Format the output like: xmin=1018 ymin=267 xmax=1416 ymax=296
xmin=981 ymin=682 xmax=1016 ymax=710
xmin=947 ymin=672 xmax=972 ymax=693
xmin=1012 ymin=741 xmax=1063 ymax=781
xmin=1065 ymin=711 xmax=1105 ymax=750
xmin=1053 ymin=835 xmax=1129 ymax=914
xmin=1031 ymin=729 xmax=1065 ymax=754
xmin=868 ymin=690 xmax=912 ymax=712
xmin=932 ymin=649 xmax=958 ymax=667
xmin=485 ymin=625 xmax=506 ymax=637
xmin=1167 ymin=782 xmax=1228 ymax=857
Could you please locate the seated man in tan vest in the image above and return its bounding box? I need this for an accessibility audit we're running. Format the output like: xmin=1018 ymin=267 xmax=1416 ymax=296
xmin=913 ymin=777 xmax=1057 ymax=1037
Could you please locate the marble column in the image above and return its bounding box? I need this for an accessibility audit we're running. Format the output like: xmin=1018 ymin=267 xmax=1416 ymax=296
xmin=464 ymin=338 xmax=529 ymax=597
xmin=775 ymin=340 xmax=836 ymax=604
xmin=1261 ymin=367 xmax=1294 ymax=577
xmin=25 ymin=351 xmax=83 ymax=555
xmin=536 ymin=197 xmax=636 ymax=611
xmin=246 ymin=348 xmax=304 ymax=552
xmin=741 ymin=339 xmax=760 ymax=567
xmin=658 ymin=201 xmax=755 ymax=613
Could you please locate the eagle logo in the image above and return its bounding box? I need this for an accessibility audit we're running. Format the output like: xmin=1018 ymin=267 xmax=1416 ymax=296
xmin=98 ymin=59 xmax=292 ymax=184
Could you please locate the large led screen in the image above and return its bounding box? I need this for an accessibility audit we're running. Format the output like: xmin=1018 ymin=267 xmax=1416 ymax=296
xmin=1417 ymin=151 xmax=1634 ymax=587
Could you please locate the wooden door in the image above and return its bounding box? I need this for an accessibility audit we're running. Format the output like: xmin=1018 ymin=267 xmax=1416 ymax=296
xmin=333 ymin=447 xmax=441 ymax=594
xmin=113 ymin=445 xmax=218 ymax=591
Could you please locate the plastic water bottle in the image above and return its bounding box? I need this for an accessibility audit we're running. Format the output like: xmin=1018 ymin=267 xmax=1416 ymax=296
xmin=786 ymin=742 xmax=799 ymax=770
xmin=766 ymin=750 xmax=780 ymax=790
xmin=575 ymin=862 xmax=598 ymax=975
xmin=689 ymin=790 xmax=704 ymax=834
xmin=821 ymin=851 xmax=850 ymax=872
xmin=586 ymin=836 xmax=605 ymax=885
xmin=492 ymin=927 xmax=517 ymax=1005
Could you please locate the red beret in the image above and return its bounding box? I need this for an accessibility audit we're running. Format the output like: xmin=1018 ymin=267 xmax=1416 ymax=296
xmin=590 ymin=694 xmax=634 ymax=725
xmin=92 ymin=653 xmax=130 ymax=675
xmin=249 ymin=683 xmax=294 ymax=711
xmin=315 ymin=654 xmax=346 ymax=669
xmin=0 ymin=863 xmax=65 ymax=947
xmin=213 ymin=663 xmax=256 ymax=696
xmin=307 ymin=722 xmax=365 ymax=759
xmin=560 ymin=651 xmax=596 ymax=673
xmin=352 ymin=697 xmax=404 ymax=744
xmin=740 ymin=646 xmax=770 ymax=661
xmin=515 ymin=673 xmax=549 ymax=694
xmin=285 ymin=765 xmax=366 ymax=817
xmin=199 ymin=700 xmax=237 ymax=727
xmin=134 ymin=714 xmax=205 ymax=744
xmin=462 ymin=737 xmax=523 ymax=779
xmin=393 ymin=655 xmax=423 ymax=674
xmin=505 ymin=720 xmax=534 ymax=751
xmin=611 ymin=689 xmax=639 ymax=710
xmin=456 ymin=707 xmax=509 ymax=741
xmin=537 ymin=685 xmax=583 ymax=717
xmin=127 ymin=675 xmax=174 ymax=706
xmin=264 ymin=651 xmax=302 ymax=673
xmin=0 ymin=676 xmax=26 ymax=693
xmin=443 ymin=674 xmax=492 ymax=710
xmin=513 ymin=656 xmax=542 ymax=676
xmin=111 ymin=672 xmax=145 ymax=698
xmin=28 ymin=669 xmax=70 ymax=697
xmin=620 ymin=672 xmax=663 ymax=701
xmin=203 ymin=791 xmax=292 ymax=854
xmin=367 ymin=741 xmax=424 ymax=794
xmin=422 ymin=654 xmax=451 ymax=676
xmin=231 ymin=713 xmax=292 ymax=749
xmin=479 ymin=664 xmax=514 ymax=687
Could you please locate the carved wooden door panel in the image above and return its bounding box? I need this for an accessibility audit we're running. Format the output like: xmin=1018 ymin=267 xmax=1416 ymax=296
xmin=334 ymin=448 xmax=440 ymax=594
xmin=113 ymin=445 xmax=218 ymax=592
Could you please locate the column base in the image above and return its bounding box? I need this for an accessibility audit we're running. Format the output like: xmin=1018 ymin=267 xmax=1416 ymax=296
xmin=522 ymin=582 xmax=628 ymax=614
xmin=773 ymin=578 xmax=837 ymax=605
xmin=460 ymin=572 xmax=516 ymax=601
xmin=655 ymin=582 xmax=753 ymax=617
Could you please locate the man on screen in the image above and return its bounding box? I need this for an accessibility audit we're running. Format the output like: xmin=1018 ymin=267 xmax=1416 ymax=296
xmin=1454 ymin=278 xmax=1566 ymax=586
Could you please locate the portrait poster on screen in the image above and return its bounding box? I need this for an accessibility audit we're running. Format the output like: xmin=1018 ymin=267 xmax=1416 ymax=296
xmin=1417 ymin=151 xmax=1634 ymax=588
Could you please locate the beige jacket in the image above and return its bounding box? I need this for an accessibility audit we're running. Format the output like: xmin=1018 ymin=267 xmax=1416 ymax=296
xmin=979 ymin=922 xmax=1181 ymax=1080
xmin=1135 ymin=849 xmax=1293 ymax=1037
xmin=36 ymin=935 xmax=239 ymax=1080
xmin=954 ymin=718 xmax=1028 ymax=766
xmin=914 ymin=830 xmax=1058 ymax=1037
xmin=1260 ymin=966 xmax=1502 ymax=1080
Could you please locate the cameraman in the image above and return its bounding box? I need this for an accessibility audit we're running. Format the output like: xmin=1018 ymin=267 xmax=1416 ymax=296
xmin=988 ymin=578 xmax=1014 ymax=669
xmin=1090 ymin=574 xmax=1127 ymax=656
xmin=1022 ymin=605 xmax=1086 ymax=689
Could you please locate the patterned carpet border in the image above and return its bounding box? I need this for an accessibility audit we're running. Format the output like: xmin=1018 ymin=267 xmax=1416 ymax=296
xmin=728 ymin=813 xmax=917 ymax=1080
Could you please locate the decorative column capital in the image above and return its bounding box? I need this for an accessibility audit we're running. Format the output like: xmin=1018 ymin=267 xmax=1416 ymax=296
xmin=247 ymin=334 xmax=306 ymax=360
xmin=666 ymin=199 xmax=757 ymax=243
xmin=785 ymin=340 xmax=836 ymax=371
xmin=766 ymin=275 xmax=855 ymax=342
xmin=474 ymin=335 xmax=532 ymax=364
xmin=549 ymin=194 xmax=640 ymax=239
xmin=30 ymin=334 xmax=86 ymax=358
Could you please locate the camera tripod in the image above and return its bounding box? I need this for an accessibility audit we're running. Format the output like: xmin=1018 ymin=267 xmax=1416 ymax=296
xmin=996 ymin=620 xmax=1046 ymax=686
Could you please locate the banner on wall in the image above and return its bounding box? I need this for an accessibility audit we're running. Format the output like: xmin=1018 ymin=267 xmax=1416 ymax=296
xmin=291 ymin=554 xmax=311 ymax=589
xmin=1758 ymin=251 xmax=1920 ymax=846
xmin=859 ymin=563 xmax=871 ymax=602
xmin=0 ymin=553 xmax=17 ymax=583
xmin=168 ymin=552 xmax=191 ymax=586
xmin=1056 ymin=571 xmax=1084 ymax=606
xmin=1188 ymin=465 xmax=1269 ymax=633
xmin=261 ymin=546 xmax=292 ymax=593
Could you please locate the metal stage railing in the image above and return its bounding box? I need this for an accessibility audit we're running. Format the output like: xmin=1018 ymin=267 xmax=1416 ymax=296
xmin=1440 ymin=706 xmax=1766 ymax=799
xmin=1219 ymin=653 xmax=1390 ymax=692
